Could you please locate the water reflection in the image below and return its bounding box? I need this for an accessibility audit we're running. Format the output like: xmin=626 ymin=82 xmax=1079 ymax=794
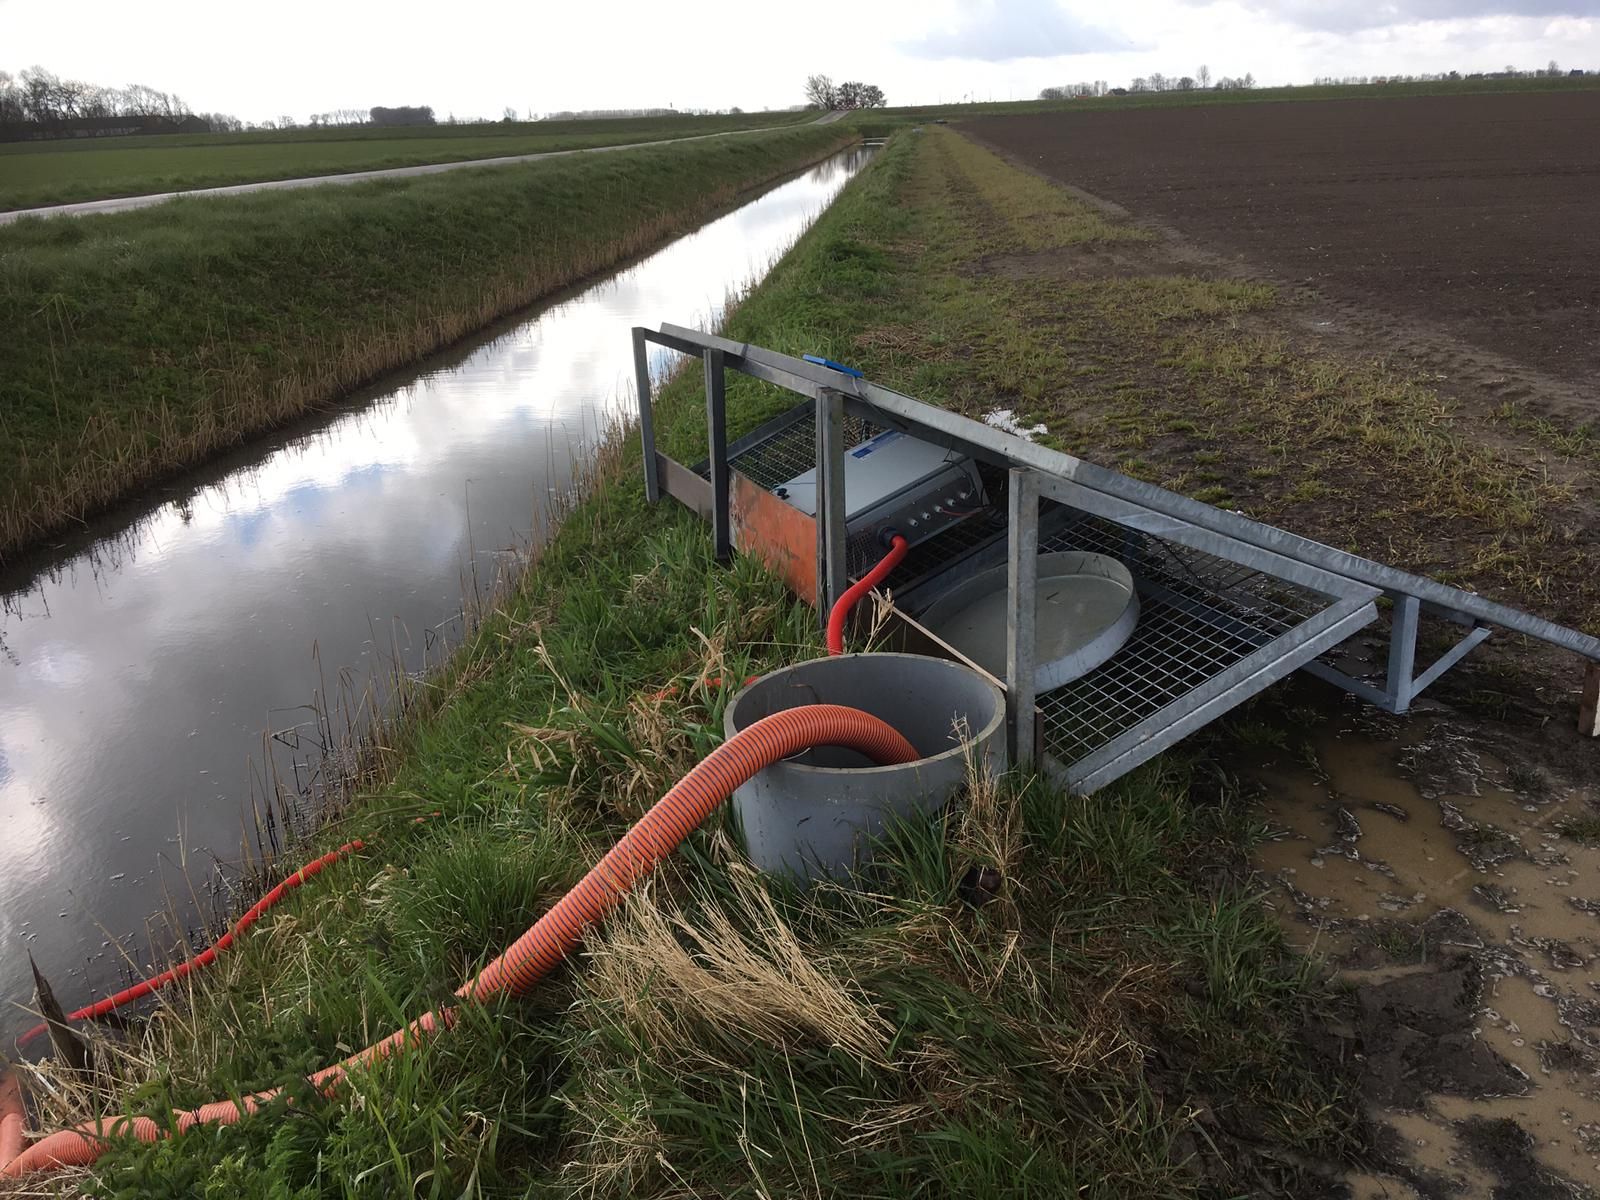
xmin=0 ymin=147 xmax=875 ymax=1042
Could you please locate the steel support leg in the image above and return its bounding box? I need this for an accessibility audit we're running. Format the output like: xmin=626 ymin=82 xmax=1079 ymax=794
xmin=704 ymin=348 xmax=730 ymax=563
xmin=1006 ymin=468 xmax=1039 ymax=770
xmin=816 ymin=389 xmax=848 ymax=623
xmin=633 ymin=327 xmax=659 ymax=504
xmin=1385 ymin=594 xmax=1422 ymax=713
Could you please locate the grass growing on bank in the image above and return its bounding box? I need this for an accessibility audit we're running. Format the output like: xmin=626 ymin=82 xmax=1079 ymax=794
xmin=0 ymin=123 xmax=850 ymax=560
xmin=0 ymin=111 xmax=815 ymax=211
xmin=9 ymin=135 xmax=1362 ymax=1198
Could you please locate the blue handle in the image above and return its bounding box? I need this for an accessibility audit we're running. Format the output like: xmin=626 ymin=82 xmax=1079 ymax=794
xmin=803 ymin=353 xmax=864 ymax=379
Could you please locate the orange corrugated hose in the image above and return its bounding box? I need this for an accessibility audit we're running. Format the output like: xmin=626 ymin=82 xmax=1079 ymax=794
xmin=2 ymin=704 xmax=918 ymax=1177
xmin=0 ymin=1072 xmax=23 ymax=1168
xmin=14 ymin=842 xmax=366 ymax=1051
xmin=826 ymin=536 xmax=909 ymax=655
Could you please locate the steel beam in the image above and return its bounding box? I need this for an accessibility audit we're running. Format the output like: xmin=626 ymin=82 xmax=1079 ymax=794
xmin=816 ymin=389 xmax=849 ymax=621
xmin=1409 ymin=625 xmax=1493 ymax=699
xmin=1006 ymin=469 xmax=1040 ymax=770
xmin=1301 ymin=661 xmax=1395 ymax=711
xmin=704 ymin=348 xmax=731 ymax=562
xmin=633 ymin=327 xmax=659 ymax=504
xmin=1037 ymin=476 xmax=1378 ymax=604
xmin=1305 ymin=602 xmax=1491 ymax=713
xmin=656 ymin=454 xmax=714 ymax=518
xmin=1385 ymin=594 xmax=1421 ymax=711
xmin=659 ymin=323 xmax=1600 ymax=663
xmin=639 ymin=326 xmax=825 ymax=403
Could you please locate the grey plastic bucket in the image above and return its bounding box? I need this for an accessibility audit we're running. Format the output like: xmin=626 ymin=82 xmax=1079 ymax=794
xmin=724 ymin=653 xmax=1007 ymax=882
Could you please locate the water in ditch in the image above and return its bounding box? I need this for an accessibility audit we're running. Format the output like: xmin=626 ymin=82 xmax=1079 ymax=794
xmin=0 ymin=145 xmax=876 ymax=1046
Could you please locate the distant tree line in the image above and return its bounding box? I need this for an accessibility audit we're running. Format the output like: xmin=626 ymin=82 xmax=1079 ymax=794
xmin=1312 ymin=61 xmax=1583 ymax=84
xmin=1039 ymin=81 xmax=1110 ymax=99
xmin=0 ymin=65 xmax=244 ymax=139
xmin=306 ymin=108 xmax=374 ymax=127
xmin=1124 ymin=67 xmax=1253 ymax=93
xmin=542 ymin=107 xmax=679 ymax=120
xmin=1041 ymin=58 xmax=1588 ymax=102
xmin=804 ymin=75 xmax=888 ymax=110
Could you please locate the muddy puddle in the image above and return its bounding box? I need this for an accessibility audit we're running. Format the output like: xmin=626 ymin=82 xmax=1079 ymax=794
xmin=1235 ymin=677 xmax=1600 ymax=1197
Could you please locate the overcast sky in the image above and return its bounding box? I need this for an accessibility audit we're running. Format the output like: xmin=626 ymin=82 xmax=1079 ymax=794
xmin=3 ymin=0 xmax=1597 ymax=122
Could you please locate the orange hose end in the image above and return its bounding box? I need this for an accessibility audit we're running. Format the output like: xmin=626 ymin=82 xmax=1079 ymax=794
xmin=826 ymin=536 xmax=909 ymax=655
xmin=0 ymin=1070 xmax=25 ymax=1168
xmin=3 ymin=705 xmax=917 ymax=1178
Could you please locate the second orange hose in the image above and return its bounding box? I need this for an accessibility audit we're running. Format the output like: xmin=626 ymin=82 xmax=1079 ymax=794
xmin=826 ymin=535 xmax=909 ymax=655
xmin=3 ymin=703 xmax=918 ymax=1177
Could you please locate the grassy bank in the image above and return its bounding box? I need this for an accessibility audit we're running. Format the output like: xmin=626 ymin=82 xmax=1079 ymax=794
xmin=10 ymin=133 xmax=1363 ymax=1198
xmin=0 ymin=123 xmax=850 ymax=560
xmin=0 ymin=112 xmax=814 ymax=211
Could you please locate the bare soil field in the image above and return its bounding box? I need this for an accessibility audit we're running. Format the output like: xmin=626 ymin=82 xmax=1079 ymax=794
xmin=965 ymin=92 xmax=1600 ymax=393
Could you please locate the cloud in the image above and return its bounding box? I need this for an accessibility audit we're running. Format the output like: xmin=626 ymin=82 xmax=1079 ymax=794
xmin=902 ymin=0 xmax=1142 ymax=60
xmin=1222 ymin=0 xmax=1599 ymax=32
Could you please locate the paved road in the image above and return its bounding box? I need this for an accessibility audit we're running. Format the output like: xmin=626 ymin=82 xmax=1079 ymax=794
xmin=0 ymin=115 xmax=844 ymax=226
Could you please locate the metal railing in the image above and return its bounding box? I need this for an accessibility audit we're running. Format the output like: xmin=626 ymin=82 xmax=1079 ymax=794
xmin=634 ymin=323 xmax=1600 ymax=786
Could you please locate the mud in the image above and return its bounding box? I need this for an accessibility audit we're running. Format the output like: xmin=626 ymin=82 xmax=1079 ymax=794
xmin=1233 ymin=677 xmax=1600 ymax=1198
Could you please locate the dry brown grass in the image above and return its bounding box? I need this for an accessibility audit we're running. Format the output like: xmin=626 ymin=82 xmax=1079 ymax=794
xmin=580 ymin=866 xmax=891 ymax=1068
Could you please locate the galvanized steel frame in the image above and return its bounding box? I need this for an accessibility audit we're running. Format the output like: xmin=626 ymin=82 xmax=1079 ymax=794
xmin=632 ymin=324 xmax=1600 ymax=789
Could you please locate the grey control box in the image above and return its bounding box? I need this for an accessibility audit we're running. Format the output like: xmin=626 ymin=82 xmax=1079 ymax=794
xmin=773 ymin=430 xmax=986 ymax=549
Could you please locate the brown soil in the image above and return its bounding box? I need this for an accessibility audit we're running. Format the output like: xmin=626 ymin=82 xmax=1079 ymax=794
xmin=1228 ymin=678 xmax=1600 ymax=1198
xmin=921 ymin=119 xmax=1600 ymax=1197
xmin=964 ymin=92 xmax=1600 ymax=397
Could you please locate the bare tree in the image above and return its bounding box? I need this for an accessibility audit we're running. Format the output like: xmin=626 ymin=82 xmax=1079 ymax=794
xmin=804 ymin=74 xmax=837 ymax=109
xmin=1197 ymin=64 xmax=1211 ymax=88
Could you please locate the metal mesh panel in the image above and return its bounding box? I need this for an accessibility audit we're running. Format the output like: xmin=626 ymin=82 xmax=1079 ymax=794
xmin=1035 ymin=512 xmax=1327 ymax=767
xmin=723 ymin=409 xmax=877 ymax=492
xmin=718 ymin=408 xmax=1340 ymax=777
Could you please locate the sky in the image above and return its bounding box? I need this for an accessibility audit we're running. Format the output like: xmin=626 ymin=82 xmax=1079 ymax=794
xmin=2 ymin=0 xmax=1597 ymax=122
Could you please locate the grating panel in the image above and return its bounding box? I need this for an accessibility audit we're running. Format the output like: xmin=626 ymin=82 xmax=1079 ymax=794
xmin=722 ymin=409 xmax=878 ymax=492
xmin=1033 ymin=510 xmax=1328 ymax=767
xmin=718 ymin=405 xmax=1347 ymax=780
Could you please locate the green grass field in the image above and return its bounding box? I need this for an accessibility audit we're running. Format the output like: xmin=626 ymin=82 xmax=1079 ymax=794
xmin=0 ymin=111 xmax=814 ymax=210
xmin=0 ymin=123 xmax=851 ymax=558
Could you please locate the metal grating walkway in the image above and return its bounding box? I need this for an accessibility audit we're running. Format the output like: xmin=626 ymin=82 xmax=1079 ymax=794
xmin=715 ymin=398 xmax=1359 ymax=788
xmin=1034 ymin=513 xmax=1325 ymax=767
